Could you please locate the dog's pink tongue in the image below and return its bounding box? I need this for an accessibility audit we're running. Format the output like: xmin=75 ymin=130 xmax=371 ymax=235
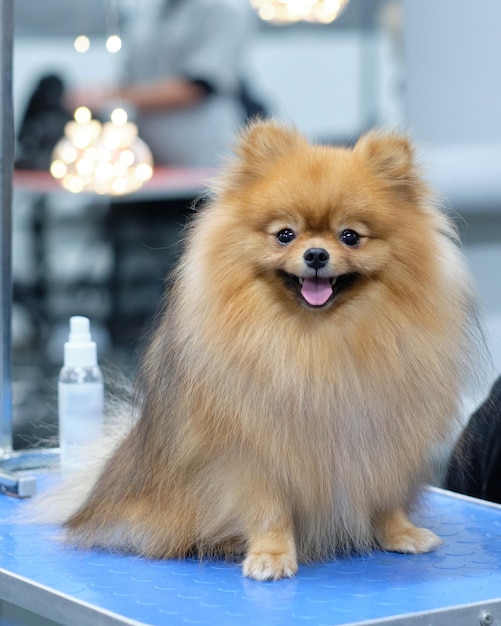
xmin=301 ymin=277 xmax=332 ymax=306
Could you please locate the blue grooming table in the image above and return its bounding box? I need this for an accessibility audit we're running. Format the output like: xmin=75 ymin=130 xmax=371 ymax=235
xmin=1 ymin=487 xmax=501 ymax=625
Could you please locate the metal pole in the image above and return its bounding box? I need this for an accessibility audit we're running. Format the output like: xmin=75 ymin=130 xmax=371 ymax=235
xmin=0 ymin=1 xmax=58 ymax=487
xmin=0 ymin=0 xmax=14 ymax=456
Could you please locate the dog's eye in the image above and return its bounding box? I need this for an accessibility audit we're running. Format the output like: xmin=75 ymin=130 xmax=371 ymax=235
xmin=339 ymin=229 xmax=361 ymax=247
xmin=276 ymin=228 xmax=296 ymax=245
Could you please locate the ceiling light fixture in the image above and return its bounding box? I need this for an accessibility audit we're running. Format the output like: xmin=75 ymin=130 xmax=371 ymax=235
xmin=50 ymin=107 xmax=153 ymax=196
xmin=250 ymin=0 xmax=350 ymax=24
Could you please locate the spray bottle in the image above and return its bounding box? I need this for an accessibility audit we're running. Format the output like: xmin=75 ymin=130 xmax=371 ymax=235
xmin=58 ymin=316 xmax=104 ymax=469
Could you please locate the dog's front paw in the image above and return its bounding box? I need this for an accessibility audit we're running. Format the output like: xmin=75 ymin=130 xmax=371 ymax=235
xmin=242 ymin=551 xmax=298 ymax=581
xmin=374 ymin=507 xmax=443 ymax=554
xmin=380 ymin=526 xmax=443 ymax=554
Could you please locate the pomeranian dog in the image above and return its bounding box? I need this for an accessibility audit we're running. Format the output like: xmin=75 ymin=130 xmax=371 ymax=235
xmin=58 ymin=120 xmax=477 ymax=581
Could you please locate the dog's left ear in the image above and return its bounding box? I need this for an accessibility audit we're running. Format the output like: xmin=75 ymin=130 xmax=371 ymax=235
xmin=354 ymin=131 xmax=425 ymax=201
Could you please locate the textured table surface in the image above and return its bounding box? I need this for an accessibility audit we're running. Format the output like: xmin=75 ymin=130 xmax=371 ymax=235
xmin=1 ymin=488 xmax=501 ymax=625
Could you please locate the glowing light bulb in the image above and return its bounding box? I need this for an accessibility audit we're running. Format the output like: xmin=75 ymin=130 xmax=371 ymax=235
xmin=251 ymin=0 xmax=349 ymax=23
xmin=134 ymin=163 xmax=153 ymax=182
xmin=94 ymin=162 xmax=114 ymax=181
xmin=119 ymin=149 xmax=135 ymax=167
xmin=106 ymin=35 xmax=122 ymax=53
xmin=74 ymin=35 xmax=90 ymax=53
xmin=50 ymin=160 xmax=67 ymax=179
xmin=111 ymin=178 xmax=128 ymax=195
xmin=74 ymin=106 xmax=92 ymax=124
xmin=259 ymin=5 xmax=276 ymax=20
xmin=110 ymin=108 xmax=128 ymax=126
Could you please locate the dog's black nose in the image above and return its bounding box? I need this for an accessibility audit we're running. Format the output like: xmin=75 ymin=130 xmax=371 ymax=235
xmin=304 ymin=248 xmax=329 ymax=270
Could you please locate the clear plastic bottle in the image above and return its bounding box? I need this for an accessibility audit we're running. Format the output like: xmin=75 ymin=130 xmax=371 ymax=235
xmin=58 ymin=316 xmax=104 ymax=469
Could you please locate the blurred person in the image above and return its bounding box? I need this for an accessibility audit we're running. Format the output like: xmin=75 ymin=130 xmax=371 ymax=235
xmin=69 ymin=0 xmax=257 ymax=167
xmin=16 ymin=74 xmax=72 ymax=169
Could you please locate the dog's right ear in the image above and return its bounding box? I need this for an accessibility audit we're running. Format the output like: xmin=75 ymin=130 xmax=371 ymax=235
xmin=353 ymin=131 xmax=427 ymax=203
xmin=229 ymin=119 xmax=306 ymax=183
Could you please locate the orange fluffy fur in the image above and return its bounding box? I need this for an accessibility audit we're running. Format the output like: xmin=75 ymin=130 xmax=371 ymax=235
xmin=62 ymin=121 xmax=477 ymax=581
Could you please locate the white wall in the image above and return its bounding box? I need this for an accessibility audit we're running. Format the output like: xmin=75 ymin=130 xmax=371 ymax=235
xmin=245 ymin=28 xmax=403 ymax=139
xmin=402 ymin=0 xmax=501 ymax=382
xmin=403 ymin=0 xmax=501 ymax=144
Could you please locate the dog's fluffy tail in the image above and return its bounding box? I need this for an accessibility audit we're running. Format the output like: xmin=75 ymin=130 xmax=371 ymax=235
xmin=26 ymin=389 xmax=136 ymax=526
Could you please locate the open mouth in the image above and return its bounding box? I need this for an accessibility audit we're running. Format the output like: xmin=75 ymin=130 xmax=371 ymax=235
xmin=278 ymin=271 xmax=361 ymax=308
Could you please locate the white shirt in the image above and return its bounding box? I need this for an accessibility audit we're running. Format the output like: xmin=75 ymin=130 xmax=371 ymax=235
xmin=122 ymin=0 xmax=255 ymax=167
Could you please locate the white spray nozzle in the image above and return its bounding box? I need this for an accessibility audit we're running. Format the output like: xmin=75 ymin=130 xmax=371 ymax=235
xmin=69 ymin=316 xmax=92 ymax=343
xmin=63 ymin=316 xmax=98 ymax=368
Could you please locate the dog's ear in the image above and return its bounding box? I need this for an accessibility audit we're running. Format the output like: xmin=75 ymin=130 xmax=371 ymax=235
xmin=354 ymin=131 xmax=425 ymax=201
xmin=230 ymin=119 xmax=306 ymax=182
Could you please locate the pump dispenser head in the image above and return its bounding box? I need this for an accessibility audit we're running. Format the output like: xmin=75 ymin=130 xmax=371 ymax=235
xmin=69 ymin=316 xmax=92 ymax=342
xmin=63 ymin=316 xmax=98 ymax=368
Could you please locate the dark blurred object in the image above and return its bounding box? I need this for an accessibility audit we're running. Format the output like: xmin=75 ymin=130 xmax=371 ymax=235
xmin=238 ymin=79 xmax=268 ymax=122
xmin=446 ymin=376 xmax=501 ymax=503
xmin=15 ymin=73 xmax=71 ymax=170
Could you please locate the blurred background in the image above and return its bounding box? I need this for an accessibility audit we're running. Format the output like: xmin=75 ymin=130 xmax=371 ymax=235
xmin=9 ymin=0 xmax=501 ymax=449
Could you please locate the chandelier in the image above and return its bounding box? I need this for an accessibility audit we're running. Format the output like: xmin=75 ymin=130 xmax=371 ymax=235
xmin=49 ymin=1 xmax=155 ymax=196
xmin=50 ymin=106 xmax=153 ymax=196
xmin=251 ymin=0 xmax=350 ymax=24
